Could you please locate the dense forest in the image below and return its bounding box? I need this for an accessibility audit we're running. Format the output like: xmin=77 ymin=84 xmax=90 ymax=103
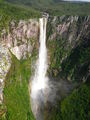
xmin=4 ymin=0 xmax=90 ymax=15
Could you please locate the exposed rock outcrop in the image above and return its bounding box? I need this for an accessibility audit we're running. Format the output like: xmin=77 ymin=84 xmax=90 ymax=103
xmin=0 ymin=44 xmax=11 ymax=104
xmin=1 ymin=19 xmax=39 ymax=60
xmin=47 ymin=16 xmax=90 ymax=82
xmin=48 ymin=16 xmax=90 ymax=48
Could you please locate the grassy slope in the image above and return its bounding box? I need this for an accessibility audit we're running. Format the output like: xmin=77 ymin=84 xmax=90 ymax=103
xmin=5 ymin=0 xmax=90 ymax=15
xmin=4 ymin=55 xmax=35 ymax=120
xmin=47 ymin=82 xmax=90 ymax=120
xmin=61 ymin=83 xmax=90 ymax=120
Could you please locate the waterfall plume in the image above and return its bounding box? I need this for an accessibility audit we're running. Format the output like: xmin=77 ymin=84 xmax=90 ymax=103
xmin=31 ymin=18 xmax=48 ymax=120
xmin=30 ymin=17 xmax=73 ymax=120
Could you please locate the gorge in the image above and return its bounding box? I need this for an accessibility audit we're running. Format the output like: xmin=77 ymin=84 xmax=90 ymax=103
xmin=0 ymin=13 xmax=90 ymax=120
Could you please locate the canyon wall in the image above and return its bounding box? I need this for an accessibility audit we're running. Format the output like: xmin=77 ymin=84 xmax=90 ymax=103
xmin=0 ymin=19 xmax=39 ymax=104
xmin=47 ymin=16 xmax=90 ymax=83
xmin=0 ymin=16 xmax=90 ymax=114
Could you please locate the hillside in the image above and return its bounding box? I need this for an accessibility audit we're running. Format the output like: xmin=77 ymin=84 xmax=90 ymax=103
xmin=5 ymin=0 xmax=90 ymax=15
xmin=0 ymin=1 xmax=40 ymax=37
xmin=0 ymin=1 xmax=40 ymax=20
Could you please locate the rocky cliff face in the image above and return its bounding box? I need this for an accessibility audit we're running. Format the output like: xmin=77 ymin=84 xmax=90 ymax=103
xmin=0 ymin=44 xmax=11 ymax=104
xmin=0 ymin=19 xmax=39 ymax=105
xmin=47 ymin=15 xmax=90 ymax=83
xmin=1 ymin=19 xmax=39 ymax=60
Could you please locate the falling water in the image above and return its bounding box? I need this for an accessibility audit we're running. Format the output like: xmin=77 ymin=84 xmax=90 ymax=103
xmin=30 ymin=17 xmax=74 ymax=120
xmin=31 ymin=18 xmax=48 ymax=120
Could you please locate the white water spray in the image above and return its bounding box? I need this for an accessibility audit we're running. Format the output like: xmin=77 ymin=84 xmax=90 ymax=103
xmin=30 ymin=17 xmax=75 ymax=120
xmin=31 ymin=18 xmax=48 ymax=120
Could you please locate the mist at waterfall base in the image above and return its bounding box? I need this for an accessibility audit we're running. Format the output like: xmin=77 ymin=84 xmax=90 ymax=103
xmin=30 ymin=18 xmax=74 ymax=120
xmin=30 ymin=18 xmax=48 ymax=120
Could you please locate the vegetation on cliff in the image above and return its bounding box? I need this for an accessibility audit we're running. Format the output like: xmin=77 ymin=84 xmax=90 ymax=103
xmin=0 ymin=1 xmax=40 ymax=36
xmin=61 ymin=83 xmax=90 ymax=120
xmin=47 ymin=16 xmax=90 ymax=83
xmin=46 ymin=16 xmax=90 ymax=120
xmin=47 ymin=82 xmax=90 ymax=120
xmin=3 ymin=54 xmax=36 ymax=120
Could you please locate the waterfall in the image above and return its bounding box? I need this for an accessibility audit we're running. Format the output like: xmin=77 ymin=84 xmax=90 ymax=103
xmin=31 ymin=18 xmax=48 ymax=120
xmin=30 ymin=17 xmax=74 ymax=120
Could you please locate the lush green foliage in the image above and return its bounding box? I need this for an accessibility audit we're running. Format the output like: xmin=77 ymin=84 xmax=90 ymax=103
xmin=47 ymin=83 xmax=90 ymax=120
xmin=3 ymin=54 xmax=35 ymax=120
xmin=47 ymin=31 xmax=90 ymax=81
xmin=62 ymin=39 xmax=90 ymax=81
xmin=47 ymin=38 xmax=71 ymax=77
xmin=0 ymin=1 xmax=40 ymax=20
xmin=47 ymin=2 xmax=90 ymax=16
xmin=47 ymin=32 xmax=90 ymax=119
xmin=0 ymin=1 xmax=40 ymax=36
xmin=5 ymin=0 xmax=90 ymax=15
xmin=5 ymin=0 xmax=53 ymax=6
xmin=61 ymin=83 xmax=90 ymax=120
